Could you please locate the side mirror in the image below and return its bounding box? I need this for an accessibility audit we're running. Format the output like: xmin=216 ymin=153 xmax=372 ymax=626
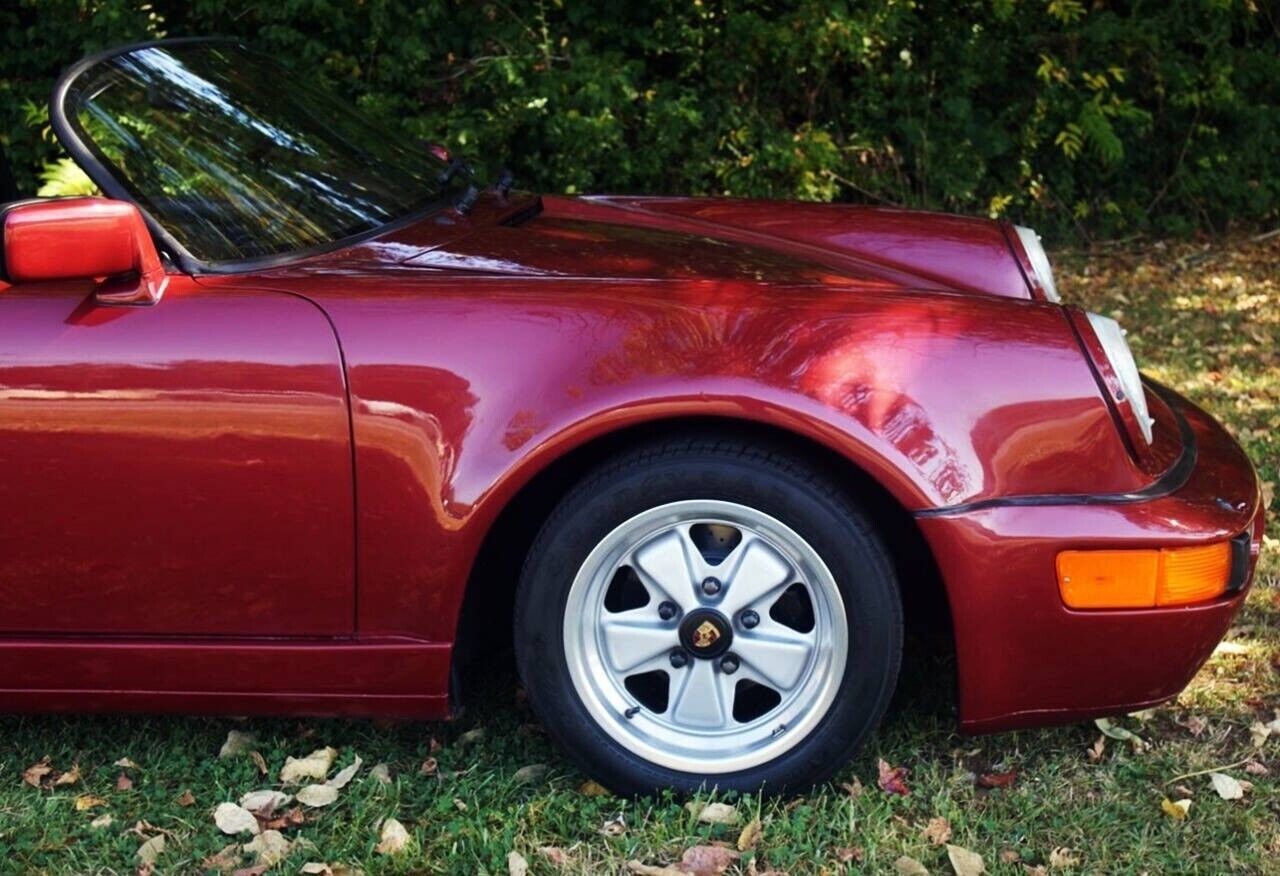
xmin=1 ymin=197 xmax=167 ymax=305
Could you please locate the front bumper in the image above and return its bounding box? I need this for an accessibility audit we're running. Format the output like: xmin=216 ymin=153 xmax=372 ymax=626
xmin=917 ymin=385 xmax=1265 ymax=733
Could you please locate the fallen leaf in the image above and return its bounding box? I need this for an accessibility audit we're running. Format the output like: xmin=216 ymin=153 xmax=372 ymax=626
xmin=539 ymin=846 xmax=570 ymax=866
xmin=175 ymin=789 xmax=196 ymax=807
xmin=53 ymin=763 xmax=81 ymax=786
xmin=1178 ymin=715 xmax=1208 ymax=737
xmin=998 ymin=849 xmax=1020 ymax=864
xmin=686 ymin=801 xmax=740 ymax=825
xmin=737 ymin=817 xmax=762 ymax=851
xmin=429 ymin=737 xmax=443 ymax=753
xmin=219 ymin=730 xmax=257 ymax=758
xmin=296 ymin=784 xmax=340 ymax=807
xmin=513 ymin=763 xmax=549 ymax=784
xmin=89 ymin=813 xmax=113 ymax=829
xmin=580 ymin=779 xmax=610 ymax=796
xmin=894 ymin=856 xmax=930 ymax=875
xmin=243 ymin=829 xmax=292 ymax=867
xmin=250 ymin=751 xmax=269 ymax=775
xmin=458 ymin=728 xmax=485 ymax=745
xmin=877 ymin=758 xmax=910 ymax=796
xmin=136 ymin=834 xmax=165 ymax=867
xmin=375 ymin=817 xmax=412 ymax=855
xmin=262 ymin=806 xmax=306 ymax=832
xmin=1172 ymin=784 xmax=1194 ymax=800
xmin=114 ymin=757 xmax=140 ymax=769
xmin=116 ymin=772 xmax=134 ymax=791
xmin=74 ymin=794 xmax=108 ymax=811
xmin=327 ymin=755 xmax=363 ymax=789
xmin=1244 ymin=761 xmax=1269 ymax=776
xmin=508 ymin=850 xmax=529 ymax=876
xmin=1209 ymin=772 xmax=1244 ymax=800
xmin=1248 ymin=721 xmax=1271 ymax=748
xmin=1086 ymin=736 xmax=1106 ymax=762
xmin=300 ymin=865 xmax=332 ymax=875
xmin=1094 ymin=718 xmax=1146 ymax=750
xmin=1161 ymin=798 xmax=1191 ymax=820
xmin=977 ymin=769 xmax=1017 ymax=789
xmin=922 ymin=816 xmax=952 ymax=845
xmin=231 ymin=867 xmax=269 ymax=876
xmin=600 ymin=815 xmax=627 ymax=836
xmin=203 ymin=843 xmax=242 ymax=873
xmin=419 ymin=757 xmax=438 ymax=776
xmin=214 ymin=802 xmax=262 ymax=835
xmin=240 ymin=789 xmax=292 ymax=814
xmin=947 ymin=844 xmax=985 ymax=875
xmin=835 ymin=846 xmax=864 ymax=863
xmin=840 ymin=777 xmax=864 ymax=798
xmin=1048 ymin=847 xmax=1078 ymax=868
xmin=627 ymin=862 xmax=685 ymax=876
xmin=280 ymin=747 xmax=338 ymax=784
xmin=22 ymin=757 xmax=52 ymax=788
xmin=370 ymin=762 xmax=393 ymax=784
xmin=678 ymin=844 xmax=738 ymax=875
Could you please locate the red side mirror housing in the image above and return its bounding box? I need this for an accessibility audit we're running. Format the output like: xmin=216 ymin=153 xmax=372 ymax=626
xmin=1 ymin=197 xmax=167 ymax=305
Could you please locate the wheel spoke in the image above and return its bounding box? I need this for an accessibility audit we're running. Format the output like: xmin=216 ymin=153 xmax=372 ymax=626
xmin=669 ymin=659 xmax=730 ymax=728
xmin=718 ymin=535 xmax=793 ymax=617
xmin=630 ymin=528 xmax=702 ymax=609
xmin=600 ymin=611 xmax=675 ymax=674
xmin=735 ymin=620 xmax=814 ymax=691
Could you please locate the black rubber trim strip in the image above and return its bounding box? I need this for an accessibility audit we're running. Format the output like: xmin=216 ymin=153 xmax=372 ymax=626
xmin=1227 ymin=529 xmax=1253 ymax=593
xmin=915 ymin=383 xmax=1197 ymax=518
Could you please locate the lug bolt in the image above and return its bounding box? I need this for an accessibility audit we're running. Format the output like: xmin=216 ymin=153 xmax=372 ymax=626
xmin=658 ymin=601 xmax=679 ymax=621
xmin=740 ymin=610 xmax=760 ymax=629
xmin=719 ymin=654 xmax=740 ymax=674
xmin=669 ymin=650 xmax=689 ymax=669
xmin=701 ymin=577 xmax=722 ymax=596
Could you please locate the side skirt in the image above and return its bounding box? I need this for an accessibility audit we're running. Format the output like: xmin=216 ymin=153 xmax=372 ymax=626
xmin=0 ymin=636 xmax=452 ymax=719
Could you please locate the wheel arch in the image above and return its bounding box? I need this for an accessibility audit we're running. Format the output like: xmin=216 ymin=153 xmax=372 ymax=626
xmin=453 ymin=414 xmax=956 ymax=706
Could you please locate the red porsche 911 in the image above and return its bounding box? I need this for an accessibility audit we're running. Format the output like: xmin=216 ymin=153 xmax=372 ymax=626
xmin=0 ymin=38 xmax=1263 ymax=795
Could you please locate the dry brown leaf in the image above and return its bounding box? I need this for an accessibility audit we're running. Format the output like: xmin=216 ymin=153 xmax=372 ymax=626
xmin=115 ymin=772 xmax=134 ymax=791
xmin=280 ymin=747 xmax=338 ymax=784
xmin=737 ymin=817 xmax=762 ymax=851
xmin=877 ymin=758 xmax=910 ymax=796
xmin=1048 ymin=847 xmax=1079 ymax=868
xmin=114 ymin=757 xmax=140 ymax=769
xmin=627 ymin=862 xmax=685 ymax=876
xmin=1248 ymin=721 xmax=1270 ymax=748
xmin=175 ymin=789 xmax=196 ymax=807
xmin=240 ymin=790 xmax=292 ymax=814
xmin=998 ymin=849 xmax=1020 ymax=864
xmin=678 ymin=845 xmax=739 ymax=875
xmin=687 ymin=801 xmax=740 ymax=825
xmin=977 ymin=769 xmax=1017 ymax=790
xmin=922 ymin=816 xmax=952 ymax=845
xmin=219 ymin=730 xmax=256 ymax=758
xmin=458 ymin=728 xmax=485 ymax=745
xmin=327 ymin=755 xmax=363 ymax=790
xmin=136 ymin=834 xmax=165 ymax=867
xmin=1244 ymin=761 xmax=1269 ymax=776
xmin=1179 ymin=715 xmax=1209 ymax=737
xmin=215 ymin=802 xmax=262 ymax=835
xmin=894 ymin=856 xmax=929 ymax=875
xmin=231 ymin=866 xmax=269 ymax=876
xmin=840 ymin=778 xmax=864 ymax=798
xmin=22 ymin=757 xmax=53 ymax=788
xmin=419 ymin=757 xmax=438 ymax=776
xmin=835 ymin=847 xmax=864 ymax=863
xmin=375 ymin=817 xmax=412 ymax=855
xmin=300 ymin=865 xmax=333 ymax=875
xmin=1209 ymin=772 xmax=1244 ymax=800
xmin=600 ymin=815 xmax=627 ymax=836
xmin=513 ymin=763 xmax=549 ymax=784
xmin=1086 ymin=736 xmax=1106 ymax=762
xmin=429 ymin=737 xmax=443 ymax=754
xmin=250 ymin=751 xmax=269 ymax=775
xmin=370 ymin=762 xmax=393 ymax=784
xmin=89 ymin=813 xmax=113 ymax=829
xmin=1161 ymin=798 xmax=1191 ymax=820
xmin=261 ymin=806 xmax=306 ymax=832
xmin=539 ymin=846 xmax=570 ymax=866
xmin=53 ymin=763 xmax=81 ymax=786
xmin=203 ymin=843 xmax=242 ymax=873
xmin=508 ymin=850 xmax=529 ymax=876
xmin=244 ymin=829 xmax=293 ymax=867
xmin=296 ymin=784 xmax=340 ymax=807
xmin=947 ymin=844 xmax=985 ymax=875
xmin=579 ymin=779 xmax=610 ymax=796
xmin=74 ymin=794 xmax=108 ymax=811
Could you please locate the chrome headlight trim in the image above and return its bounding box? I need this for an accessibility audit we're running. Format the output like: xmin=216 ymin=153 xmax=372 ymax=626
xmin=1014 ymin=225 xmax=1060 ymax=303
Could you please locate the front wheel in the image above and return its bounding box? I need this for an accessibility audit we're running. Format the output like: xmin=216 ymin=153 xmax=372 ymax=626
xmin=514 ymin=439 xmax=902 ymax=795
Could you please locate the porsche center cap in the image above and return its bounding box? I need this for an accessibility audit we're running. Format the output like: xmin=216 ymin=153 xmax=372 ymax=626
xmin=678 ymin=609 xmax=733 ymax=658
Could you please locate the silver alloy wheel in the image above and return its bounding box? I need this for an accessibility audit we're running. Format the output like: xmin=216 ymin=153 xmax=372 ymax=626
xmin=563 ymin=499 xmax=848 ymax=774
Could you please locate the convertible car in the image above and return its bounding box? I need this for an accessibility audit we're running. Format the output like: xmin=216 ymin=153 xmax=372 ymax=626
xmin=0 ymin=38 xmax=1263 ymax=795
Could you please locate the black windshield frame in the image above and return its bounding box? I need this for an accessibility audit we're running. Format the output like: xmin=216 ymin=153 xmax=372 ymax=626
xmin=51 ymin=37 xmax=458 ymax=275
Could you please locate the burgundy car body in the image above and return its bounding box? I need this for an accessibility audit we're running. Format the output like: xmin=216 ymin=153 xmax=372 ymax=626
xmin=0 ymin=51 xmax=1263 ymax=735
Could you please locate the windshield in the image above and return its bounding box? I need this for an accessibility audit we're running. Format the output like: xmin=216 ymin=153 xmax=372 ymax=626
xmin=58 ymin=41 xmax=453 ymax=264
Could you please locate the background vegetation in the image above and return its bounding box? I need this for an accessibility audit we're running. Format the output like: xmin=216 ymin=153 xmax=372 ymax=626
xmin=3 ymin=0 xmax=1277 ymax=239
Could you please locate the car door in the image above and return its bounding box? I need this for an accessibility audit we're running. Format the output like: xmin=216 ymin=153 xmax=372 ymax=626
xmin=0 ymin=274 xmax=355 ymax=636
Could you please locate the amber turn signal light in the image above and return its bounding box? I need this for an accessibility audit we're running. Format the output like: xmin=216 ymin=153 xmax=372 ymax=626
xmin=1057 ymin=542 xmax=1232 ymax=609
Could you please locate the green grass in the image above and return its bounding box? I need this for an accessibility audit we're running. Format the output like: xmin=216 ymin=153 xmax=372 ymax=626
xmin=0 ymin=237 xmax=1277 ymax=874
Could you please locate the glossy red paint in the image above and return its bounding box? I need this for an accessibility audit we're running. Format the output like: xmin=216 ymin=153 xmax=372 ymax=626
xmin=0 ymin=191 xmax=1262 ymax=731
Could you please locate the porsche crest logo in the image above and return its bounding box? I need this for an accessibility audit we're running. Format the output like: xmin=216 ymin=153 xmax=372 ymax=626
xmin=692 ymin=620 xmax=721 ymax=649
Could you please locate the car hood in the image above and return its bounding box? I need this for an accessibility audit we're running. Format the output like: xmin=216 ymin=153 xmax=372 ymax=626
xmin=321 ymin=193 xmax=1034 ymax=298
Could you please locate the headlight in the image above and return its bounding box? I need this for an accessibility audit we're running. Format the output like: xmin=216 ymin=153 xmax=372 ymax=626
xmin=1014 ymin=225 xmax=1060 ymax=303
xmin=1086 ymin=312 xmax=1154 ymax=444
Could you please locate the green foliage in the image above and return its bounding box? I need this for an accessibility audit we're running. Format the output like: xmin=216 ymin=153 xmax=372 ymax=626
xmin=2 ymin=0 xmax=1276 ymax=238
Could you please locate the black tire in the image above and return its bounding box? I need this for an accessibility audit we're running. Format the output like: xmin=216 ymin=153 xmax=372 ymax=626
xmin=513 ymin=435 xmax=903 ymax=795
